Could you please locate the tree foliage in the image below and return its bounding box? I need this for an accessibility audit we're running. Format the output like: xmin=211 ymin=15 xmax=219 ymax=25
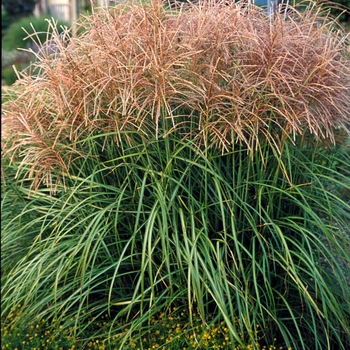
xmin=317 ymin=0 xmax=350 ymax=23
xmin=2 ymin=0 xmax=37 ymax=19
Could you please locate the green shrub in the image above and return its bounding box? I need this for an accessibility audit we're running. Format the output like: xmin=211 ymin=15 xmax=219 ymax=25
xmin=320 ymin=0 xmax=350 ymax=23
xmin=1 ymin=50 xmax=33 ymax=85
xmin=2 ymin=1 xmax=350 ymax=349
xmin=1 ymin=15 xmax=70 ymax=85
xmin=1 ymin=8 xmax=11 ymax=36
xmin=2 ymin=15 xmax=70 ymax=52
xmin=2 ymin=66 xmax=20 ymax=86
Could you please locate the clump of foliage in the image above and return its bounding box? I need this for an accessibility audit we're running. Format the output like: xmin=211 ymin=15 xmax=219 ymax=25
xmin=1 ymin=15 xmax=70 ymax=85
xmin=2 ymin=7 xmax=11 ymax=36
xmin=2 ymin=15 xmax=70 ymax=52
xmin=1 ymin=304 xmax=287 ymax=349
xmin=2 ymin=1 xmax=350 ymax=349
xmin=317 ymin=0 xmax=350 ymax=23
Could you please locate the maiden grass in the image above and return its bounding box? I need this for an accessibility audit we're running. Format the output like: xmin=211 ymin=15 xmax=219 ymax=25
xmin=1 ymin=1 xmax=350 ymax=349
xmin=2 ymin=132 xmax=349 ymax=349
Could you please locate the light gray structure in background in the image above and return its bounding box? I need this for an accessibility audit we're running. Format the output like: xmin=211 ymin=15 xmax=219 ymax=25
xmin=255 ymin=0 xmax=279 ymax=16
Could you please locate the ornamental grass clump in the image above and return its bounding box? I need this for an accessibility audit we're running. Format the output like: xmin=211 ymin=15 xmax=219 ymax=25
xmin=2 ymin=1 xmax=350 ymax=349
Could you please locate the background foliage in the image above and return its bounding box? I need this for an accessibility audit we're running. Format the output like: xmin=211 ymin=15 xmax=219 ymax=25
xmin=2 ymin=15 xmax=69 ymax=52
xmin=2 ymin=0 xmax=38 ymax=19
xmin=317 ymin=0 xmax=350 ymax=23
xmin=1 ymin=15 xmax=69 ymax=85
